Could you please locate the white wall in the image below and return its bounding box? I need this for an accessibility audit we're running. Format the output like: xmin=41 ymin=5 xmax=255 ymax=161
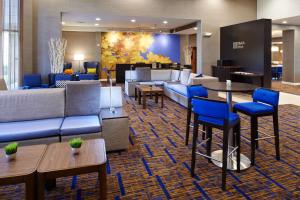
xmin=24 ymin=0 xmax=257 ymax=78
xmin=257 ymin=0 xmax=300 ymax=20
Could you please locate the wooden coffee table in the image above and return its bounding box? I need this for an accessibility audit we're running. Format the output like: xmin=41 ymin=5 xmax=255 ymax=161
xmin=37 ymin=139 xmax=107 ymax=200
xmin=0 ymin=144 xmax=47 ymax=200
xmin=135 ymin=85 xmax=164 ymax=109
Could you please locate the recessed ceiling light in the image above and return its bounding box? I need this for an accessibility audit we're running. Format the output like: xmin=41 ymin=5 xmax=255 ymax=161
xmin=131 ymin=19 xmax=136 ymax=23
xmin=163 ymin=21 xmax=168 ymax=24
xmin=61 ymin=21 xmax=65 ymax=25
xmin=96 ymin=18 xmax=101 ymax=21
xmin=282 ymin=21 xmax=288 ymax=24
xmin=159 ymin=30 xmax=162 ymax=33
xmin=194 ymin=27 xmax=198 ymax=30
xmin=94 ymin=23 xmax=99 ymax=26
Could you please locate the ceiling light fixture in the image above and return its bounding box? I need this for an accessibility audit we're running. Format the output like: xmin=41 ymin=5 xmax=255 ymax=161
xmin=96 ymin=18 xmax=101 ymax=21
xmin=163 ymin=21 xmax=168 ymax=24
xmin=131 ymin=19 xmax=136 ymax=23
xmin=94 ymin=23 xmax=99 ymax=26
xmin=282 ymin=21 xmax=288 ymax=24
xmin=194 ymin=27 xmax=198 ymax=30
xmin=61 ymin=21 xmax=66 ymax=25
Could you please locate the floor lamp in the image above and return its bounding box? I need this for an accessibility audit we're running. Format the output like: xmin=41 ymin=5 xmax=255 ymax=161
xmin=73 ymin=53 xmax=85 ymax=72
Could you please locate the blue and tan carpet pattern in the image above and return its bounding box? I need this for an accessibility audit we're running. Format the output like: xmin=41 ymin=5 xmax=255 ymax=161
xmin=0 ymin=95 xmax=300 ymax=199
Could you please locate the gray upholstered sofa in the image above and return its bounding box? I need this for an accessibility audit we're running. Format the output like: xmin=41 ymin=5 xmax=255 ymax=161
xmin=0 ymin=81 xmax=129 ymax=151
xmin=125 ymin=68 xmax=219 ymax=107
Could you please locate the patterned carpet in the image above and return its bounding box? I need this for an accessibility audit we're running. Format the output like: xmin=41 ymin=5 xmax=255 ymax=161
xmin=0 ymin=95 xmax=300 ymax=199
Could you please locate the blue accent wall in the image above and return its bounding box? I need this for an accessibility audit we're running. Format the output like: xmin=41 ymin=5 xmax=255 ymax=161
xmin=142 ymin=34 xmax=180 ymax=63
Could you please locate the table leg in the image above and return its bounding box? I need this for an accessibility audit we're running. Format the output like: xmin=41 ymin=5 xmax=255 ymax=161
xmin=155 ymin=93 xmax=158 ymax=103
xmin=135 ymin=88 xmax=137 ymax=101
xmin=99 ymin=164 xmax=107 ymax=200
xmin=161 ymin=94 xmax=164 ymax=108
xmin=25 ymin=175 xmax=36 ymax=200
xmin=45 ymin=179 xmax=56 ymax=191
xmin=37 ymin=174 xmax=45 ymax=200
xmin=138 ymin=91 xmax=141 ymax=105
xmin=211 ymin=91 xmax=251 ymax=170
xmin=143 ymin=92 xmax=146 ymax=109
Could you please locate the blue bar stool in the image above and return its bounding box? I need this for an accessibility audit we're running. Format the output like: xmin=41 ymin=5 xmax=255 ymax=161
xmin=191 ymin=97 xmax=241 ymax=190
xmin=186 ymin=85 xmax=208 ymax=145
xmin=233 ymin=88 xmax=280 ymax=166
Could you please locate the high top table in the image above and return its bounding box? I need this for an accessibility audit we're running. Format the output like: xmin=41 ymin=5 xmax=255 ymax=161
xmin=202 ymin=82 xmax=257 ymax=170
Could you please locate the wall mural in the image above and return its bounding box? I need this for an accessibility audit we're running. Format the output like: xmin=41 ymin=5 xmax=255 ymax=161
xmin=101 ymin=32 xmax=180 ymax=73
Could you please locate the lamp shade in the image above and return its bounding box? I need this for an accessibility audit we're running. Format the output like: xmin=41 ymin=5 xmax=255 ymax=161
xmin=73 ymin=53 xmax=85 ymax=61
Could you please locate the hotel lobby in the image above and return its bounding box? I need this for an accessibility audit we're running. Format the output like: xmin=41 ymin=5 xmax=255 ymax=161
xmin=0 ymin=0 xmax=300 ymax=199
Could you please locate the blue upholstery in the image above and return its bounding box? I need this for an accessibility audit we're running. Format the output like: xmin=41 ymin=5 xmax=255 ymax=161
xmin=187 ymin=85 xmax=208 ymax=99
xmin=79 ymin=73 xmax=98 ymax=80
xmin=233 ymin=102 xmax=274 ymax=115
xmin=23 ymin=74 xmax=48 ymax=89
xmin=191 ymin=98 xmax=239 ymax=127
xmin=0 ymin=118 xmax=63 ymax=142
xmin=55 ymin=74 xmax=72 ymax=81
xmin=60 ymin=115 xmax=101 ymax=136
xmin=199 ymin=113 xmax=239 ymax=126
xmin=167 ymin=84 xmax=187 ymax=96
xmin=253 ymin=88 xmax=279 ymax=107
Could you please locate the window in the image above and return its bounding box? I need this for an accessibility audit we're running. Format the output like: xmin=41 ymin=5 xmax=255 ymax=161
xmin=1 ymin=0 xmax=20 ymax=89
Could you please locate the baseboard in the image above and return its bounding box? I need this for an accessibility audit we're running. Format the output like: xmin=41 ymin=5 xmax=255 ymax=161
xmin=281 ymin=81 xmax=300 ymax=86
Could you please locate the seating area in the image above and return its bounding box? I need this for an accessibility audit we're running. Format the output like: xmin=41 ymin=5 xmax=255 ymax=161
xmin=1 ymin=1 xmax=300 ymax=199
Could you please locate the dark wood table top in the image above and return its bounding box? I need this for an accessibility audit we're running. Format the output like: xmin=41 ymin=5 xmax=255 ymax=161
xmin=0 ymin=145 xmax=47 ymax=180
xmin=202 ymin=82 xmax=257 ymax=93
xmin=38 ymin=139 xmax=106 ymax=173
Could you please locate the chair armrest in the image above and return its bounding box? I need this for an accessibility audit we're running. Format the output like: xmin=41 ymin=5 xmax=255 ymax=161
xmin=41 ymin=84 xmax=49 ymax=88
xmin=23 ymin=86 xmax=30 ymax=89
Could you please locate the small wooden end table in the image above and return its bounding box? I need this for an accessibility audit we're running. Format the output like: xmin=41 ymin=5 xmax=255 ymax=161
xmin=135 ymin=85 xmax=164 ymax=109
xmin=37 ymin=139 xmax=107 ymax=200
xmin=0 ymin=145 xmax=47 ymax=200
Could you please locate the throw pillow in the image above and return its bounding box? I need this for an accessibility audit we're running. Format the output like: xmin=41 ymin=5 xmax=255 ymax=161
xmin=180 ymin=69 xmax=191 ymax=85
xmin=64 ymin=69 xmax=73 ymax=74
xmin=65 ymin=80 xmax=101 ymax=116
xmin=136 ymin=67 xmax=151 ymax=82
xmin=87 ymin=68 xmax=97 ymax=74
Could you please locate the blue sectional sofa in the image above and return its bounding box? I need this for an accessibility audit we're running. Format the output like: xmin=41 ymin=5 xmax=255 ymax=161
xmin=0 ymin=81 xmax=129 ymax=151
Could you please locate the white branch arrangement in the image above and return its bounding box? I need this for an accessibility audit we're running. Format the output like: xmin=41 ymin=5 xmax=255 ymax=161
xmin=184 ymin=45 xmax=192 ymax=65
xmin=48 ymin=38 xmax=67 ymax=74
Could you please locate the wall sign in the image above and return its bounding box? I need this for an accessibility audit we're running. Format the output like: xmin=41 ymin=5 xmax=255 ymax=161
xmin=233 ymin=41 xmax=246 ymax=49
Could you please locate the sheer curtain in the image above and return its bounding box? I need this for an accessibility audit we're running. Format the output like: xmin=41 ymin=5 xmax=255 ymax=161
xmin=1 ymin=0 xmax=20 ymax=89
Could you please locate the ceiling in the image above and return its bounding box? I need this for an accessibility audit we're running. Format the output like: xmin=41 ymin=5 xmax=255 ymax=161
xmin=272 ymin=15 xmax=300 ymax=26
xmin=62 ymin=13 xmax=198 ymax=34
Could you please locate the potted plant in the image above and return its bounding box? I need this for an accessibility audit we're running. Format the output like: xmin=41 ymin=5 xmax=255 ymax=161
xmin=4 ymin=142 xmax=18 ymax=161
xmin=69 ymin=138 xmax=83 ymax=155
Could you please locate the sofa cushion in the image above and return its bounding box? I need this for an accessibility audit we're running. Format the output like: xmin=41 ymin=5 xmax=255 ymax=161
xmin=136 ymin=67 xmax=151 ymax=81
xmin=0 ymin=89 xmax=65 ymax=122
xmin=0 ymin=118 xmax=63 ymax=142
xmin=60 ymin=115 xmax=101 ymax=136
xmin=171 ymin=70 xmax=180 ymax=81
xmin=65 ymin=81 xmax=101 ymax=116
xmin=187 ymin=73 xmax=197 ymax=85
xmin=151 ymin=70 xmax=172 ymax=81
xmin=125 ymin=70 xmax=137 ymax=81
xmin=167 ymin=84 xmax=188 ymax=97
xmin=180 ymin=69 xmax=191 ymax=85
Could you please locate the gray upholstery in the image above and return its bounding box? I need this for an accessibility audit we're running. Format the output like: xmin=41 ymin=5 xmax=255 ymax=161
xmin=167 ymin=84 xmax=188 ymax=97
xmin=65 ymin=81 xmax=101 ymax=116
xmin=0 ymin=88 xmax=65 ymax=122
xmin=0 ymin=118 xmax=63 ymax=142
xmin=136 ymin=67 xmax=151 ymax=81
xmin=180 ymin=69 xmax=191 ymax=85
xmin=60 ymin=115 xmax=101 ymax=136
xmin=0 ymin=79 xmax=7 ymax=90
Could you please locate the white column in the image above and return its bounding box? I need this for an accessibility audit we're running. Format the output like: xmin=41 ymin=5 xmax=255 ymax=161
xmin=196 ymin=21 xmax=202 ymax=74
